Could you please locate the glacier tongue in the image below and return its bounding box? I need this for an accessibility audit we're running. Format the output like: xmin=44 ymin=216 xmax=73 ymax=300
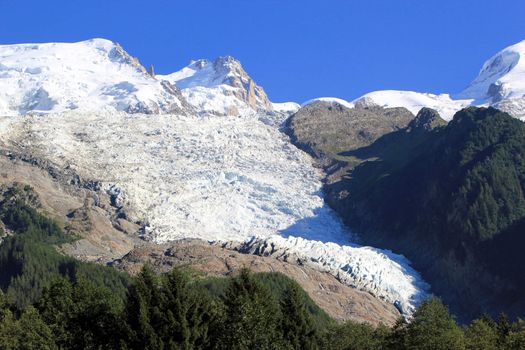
xmin=0 ymin=110 xmax=429 ymax=315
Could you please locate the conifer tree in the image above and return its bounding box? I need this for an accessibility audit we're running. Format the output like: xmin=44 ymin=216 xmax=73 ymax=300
xmin=464 ymin=318 xmax=499 ymax=350
xmin=123 ymin=265 xmax=164 ymax=350
xmin=279 ymin=281 xmax=318 ymax=350
xmin=159 ymin=268 xmax=219 ymax=350
xmin=405 ymin=298 xmax=465 ymax=350
xmin=0 ymin=309 xmax=19 ymax=349
xmin=36 ymin=277 xmax=74 ymax=348
xmin=16 ymin=306 xmax=57 ymax=350
xmin=68 ymin=277 xmax=124 ymax=350
xmin=218 ymin=268 xmax=283 ymax=350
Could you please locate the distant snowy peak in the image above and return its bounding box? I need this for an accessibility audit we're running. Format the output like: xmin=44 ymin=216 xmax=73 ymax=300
xmin=159 ymin=56 xmax=275 ymax=116
xmin=457 ymin=39 xmax=525 ymax=103
xmin=302 ymin=39 xmax=525 ymax=121
xmin=352 ymin=91 xmax=472 ymax=121
xmin=0 ymin=38 xmax=191 ymax=116
xmin=454 ymin=40 xmax=525 ymax=119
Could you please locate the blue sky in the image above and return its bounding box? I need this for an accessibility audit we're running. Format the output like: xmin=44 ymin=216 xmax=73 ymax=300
xmin=1 ymin=0 xmax=524 ymax=103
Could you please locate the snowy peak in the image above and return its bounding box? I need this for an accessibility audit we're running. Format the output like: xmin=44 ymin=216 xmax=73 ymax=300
xmin=159 ymin=55 xmax=274 ymax=116
xmin=301 ymin=39 xmax=525 ymax=121
xmin=457 ymin=40 xmax=525 ymax=103
xmin=0 ymin=39 xmax=191 ymax=116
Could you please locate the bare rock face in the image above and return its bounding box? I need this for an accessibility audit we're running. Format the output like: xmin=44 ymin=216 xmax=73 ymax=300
xmin=287 ymin=101 xmax=415 ymax=166
xmin=0 ymin=151 xmax=137 ymax=262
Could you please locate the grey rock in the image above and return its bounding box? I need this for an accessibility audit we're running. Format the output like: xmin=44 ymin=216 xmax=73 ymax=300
xmin=287 ymin=101 xmax=414 ymax=166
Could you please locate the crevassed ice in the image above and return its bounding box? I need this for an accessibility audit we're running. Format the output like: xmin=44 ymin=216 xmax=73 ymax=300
xmin=0 ymin=110 xmax=429 ymax=313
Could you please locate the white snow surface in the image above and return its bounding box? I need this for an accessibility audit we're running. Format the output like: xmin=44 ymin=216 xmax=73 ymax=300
xmin=272 ymin=102 xmax=301 ymax=113
xmin=302 ymin=94 xmax=471 ymax=120
xmin=456 ymin=39 xmax=525 ymax=102
xmin=0 ymin=110 xmax=429 ymax=313
xmin=353 ymin=91 xmax=472 ymax=120
xmin=0 ymin=39 xmax=186 ymax=115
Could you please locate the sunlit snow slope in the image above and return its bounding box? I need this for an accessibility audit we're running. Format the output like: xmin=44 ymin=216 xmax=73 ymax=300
xmin=0 ymin=39 xmax=189 ymax=115
xmin=159 ymin=56 xmax=274 ymax=116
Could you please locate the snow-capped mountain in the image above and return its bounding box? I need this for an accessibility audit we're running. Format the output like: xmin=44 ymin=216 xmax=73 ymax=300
xmin=0 ymin=39 xmax=191 ymax=116
xmin=304 ymin=39 xmax=525 ymax=120
xmin=158 ymin=56 xmax=277 ymax=116
xmin=0 ymin=39 xmax=298 ymax=121
xmin=455 ymin=39 xmax=525 ymax=119
xmin=456 ymin=40 xmax=525 ymax=103
xmin=0 ymin=38 xmax=430 ymax=314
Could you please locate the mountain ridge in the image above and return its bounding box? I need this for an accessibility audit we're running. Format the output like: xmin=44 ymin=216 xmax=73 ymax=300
xmin=302 ymin=39 xmax=525 ymax=120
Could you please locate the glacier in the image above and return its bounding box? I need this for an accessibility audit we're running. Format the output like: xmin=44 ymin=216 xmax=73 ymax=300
xmin=0 ymin=110 xmax=429 ymax=314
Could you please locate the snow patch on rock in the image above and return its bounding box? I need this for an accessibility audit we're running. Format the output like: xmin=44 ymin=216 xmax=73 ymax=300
xmin=302 ymin=97 xmax=355 ymax=110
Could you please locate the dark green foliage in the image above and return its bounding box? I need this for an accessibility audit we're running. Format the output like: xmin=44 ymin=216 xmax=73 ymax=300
xmin=37 ymin=277 xmax=124 ymax=350
xmin=404 ymin=298 xmax=465 ymax=350
xmin=123 ymin=266 xmax=220 ymax=350
xmin=321 ymin=321 xmax=390 ymax=350
xmin=279 ymin=282 xmax=319 ymax=349
xmin=0 ymin=184 xmax=129 ymax=308
xmin=123 ymin=266 xmax=164 ymax=349
xmin=0 ymin=306 xmax=57 ymax=350
xmin=464 ymin=318 xmax=499 ymax=350
xmin=217 ymin=268 xmax=283 ymax=350
xmin=330 ymin=107 xmax=525 ymax=319
xmin=197 ymin=271 xmax=333 ymax=330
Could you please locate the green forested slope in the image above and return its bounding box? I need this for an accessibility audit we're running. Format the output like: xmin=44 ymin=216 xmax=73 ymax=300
xmin=326 ymin=107 xmax=525 ymax=320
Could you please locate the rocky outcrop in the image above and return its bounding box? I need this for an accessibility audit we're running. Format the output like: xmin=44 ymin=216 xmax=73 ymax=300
xmin=160 ymin=55 xmax=275 ymax=117
xmin=406 ymin=107 xmax=447 ymax=132
xmin=0 ymin=151 xmax=137 ymax=262
xmin=287 ymin=101 xmax=414 ymax=167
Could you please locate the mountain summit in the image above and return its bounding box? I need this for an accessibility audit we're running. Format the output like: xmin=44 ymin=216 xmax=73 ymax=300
xmin=0 ymin=38 xmax=191 ymax=115
xmin=454 ymin=39 xmax=525 ymax=118
xmin=457 ymin=40 xmax=525 ymax=102
xmin=159 ymin=56 xmax=275 ymax=116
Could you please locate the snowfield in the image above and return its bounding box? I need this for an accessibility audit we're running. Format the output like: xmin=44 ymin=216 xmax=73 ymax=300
xmin=0 ymin=111 xmax=429 ymax=314
xmin=0 ymin=39 xmax=187 ymax=115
